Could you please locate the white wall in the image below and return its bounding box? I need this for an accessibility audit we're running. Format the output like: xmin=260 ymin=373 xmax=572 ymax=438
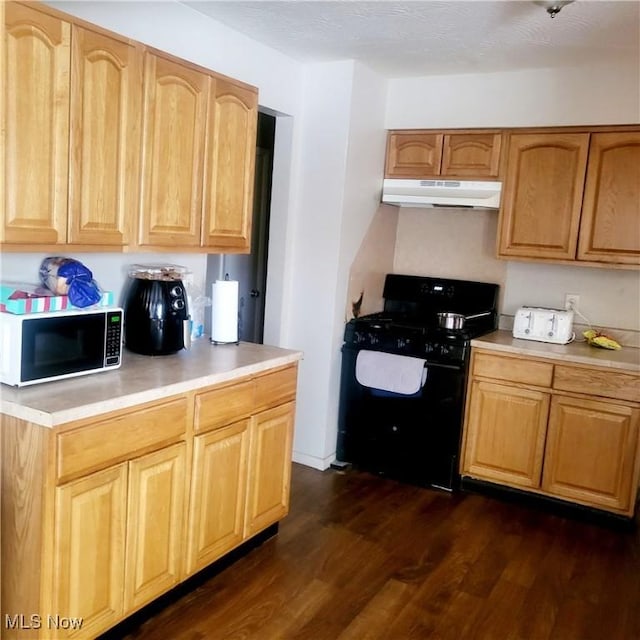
xmin=284 ymin=61 xmax=388 ymax=469
xmin=330 ymin=62 xmax=388 ymax=460
xmin=284 ymin=60 xmax=353 ymax=468
xmin=387 ymin=62 xmax=640 ymax=335
xmin=386 ymin=62 xmax=640 ymax=128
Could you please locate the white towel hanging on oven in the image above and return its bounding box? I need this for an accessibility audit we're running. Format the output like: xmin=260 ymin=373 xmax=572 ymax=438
xmin=355 ymin=350 xmax=427 ymax=395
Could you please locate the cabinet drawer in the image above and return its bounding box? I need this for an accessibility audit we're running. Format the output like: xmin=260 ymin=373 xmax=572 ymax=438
xmin=57 ymin=397 xmax=188 ymax=482
xmin=194 ymin=379 xmax=254 ymax=433
xmin=473 ymin=352 xmax=553 ymax=388
xmin=254 ymin=365 xmax=298 ymax=413
xmin=554 ymin=365 xmax=640 ymax=403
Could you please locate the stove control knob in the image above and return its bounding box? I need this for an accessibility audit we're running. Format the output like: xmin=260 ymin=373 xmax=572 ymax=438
xmin=172 ymin=298 xmax=185 ymax=311
xmin=170 ymin=285 xmax=183 ymax=298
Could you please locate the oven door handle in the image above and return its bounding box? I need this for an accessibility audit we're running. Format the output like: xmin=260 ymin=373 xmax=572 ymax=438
xmin=423 ymin=361 xmax=464 ymax=372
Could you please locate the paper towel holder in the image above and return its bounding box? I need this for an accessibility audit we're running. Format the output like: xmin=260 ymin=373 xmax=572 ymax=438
xmin=209 ymin=276 xmax=240 ymax=345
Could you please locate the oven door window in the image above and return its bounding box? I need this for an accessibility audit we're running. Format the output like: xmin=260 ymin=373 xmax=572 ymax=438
xmin=21 ymin=314 xmax=105 ymax=382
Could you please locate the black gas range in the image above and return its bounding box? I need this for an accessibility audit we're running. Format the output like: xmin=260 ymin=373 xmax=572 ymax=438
xmin=336 ymin=274 xmax=499 ymax=491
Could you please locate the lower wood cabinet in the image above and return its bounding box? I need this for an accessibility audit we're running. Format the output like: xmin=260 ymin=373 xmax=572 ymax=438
xmin=463 ymin=381 xmax=549 ymax=489
xmin=124 ymin=443 xmax=186 ymax=611
xmin=461 ymin=349 xmax=640 ymax=517
xmin=0 ymin=362 xmax=298 ymax=639
xmin=245 ymin=403 xmax=295 ymax=537
xmin=187 ymin=370 xmax=297 ymax=575
xmin=542 ymin=396 xmax=639 ymax=512
xmin=187 ymin=419 xmax=250 ymax=574
xmin=53 ymin=464 xmax=128 ymax=638
xmin=52 ymin=443 xmax=186 ymax=639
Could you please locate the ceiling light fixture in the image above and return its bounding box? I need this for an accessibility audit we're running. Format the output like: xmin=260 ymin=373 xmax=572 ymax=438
xmin=540 ymin=0 xmax=575 ymax=18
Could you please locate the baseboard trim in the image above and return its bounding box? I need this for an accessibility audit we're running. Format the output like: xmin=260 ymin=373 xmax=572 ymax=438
xmin=292 ymin=450 xmax=334 ymax=470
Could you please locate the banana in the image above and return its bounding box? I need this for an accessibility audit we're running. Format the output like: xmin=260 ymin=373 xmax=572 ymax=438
xmin=582 ymin=329 xmax=622 ymax=350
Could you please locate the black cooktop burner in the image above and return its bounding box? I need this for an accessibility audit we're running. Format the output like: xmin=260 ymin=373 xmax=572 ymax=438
xmin=349 ymin=311 xmax=493 ymax=339
xmin=343 ymin=275 xmax=500 ymax=365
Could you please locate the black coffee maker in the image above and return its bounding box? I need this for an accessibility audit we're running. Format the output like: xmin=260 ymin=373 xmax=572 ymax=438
xmin=123 ymin=264 xmax=191 ymax=355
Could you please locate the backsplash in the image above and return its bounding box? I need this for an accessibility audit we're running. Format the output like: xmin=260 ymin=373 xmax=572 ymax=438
xmin=393 ymin=208 xmax=640 ymax=335
xmin=346 ymin=204 xmax=399 ymax=320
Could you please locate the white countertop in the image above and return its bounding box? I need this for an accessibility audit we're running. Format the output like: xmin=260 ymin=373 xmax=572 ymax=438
xmin=0 ymin=339 xmax=303 ymax=427
xmin=472 ymin=330 xmax=640 ymax=372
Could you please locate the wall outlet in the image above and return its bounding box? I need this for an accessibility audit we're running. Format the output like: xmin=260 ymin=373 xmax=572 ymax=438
xmin=565 ymin=293 xmax=580 ymax=311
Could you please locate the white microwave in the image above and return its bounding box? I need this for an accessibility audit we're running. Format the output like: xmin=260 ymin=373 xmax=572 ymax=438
xmin=0 ymin=307 xmax=123 ymax=387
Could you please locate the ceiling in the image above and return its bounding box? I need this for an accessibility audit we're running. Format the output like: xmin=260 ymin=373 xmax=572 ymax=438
xmin=181 ymin=0 xmax=640 ymax=78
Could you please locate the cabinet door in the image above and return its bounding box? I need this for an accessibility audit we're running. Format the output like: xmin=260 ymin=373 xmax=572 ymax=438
xmin=245 ymin=402 xmax=295 ymax=537
xmin=125 ymin=443 xmax=186 ymax=612
xmin=441 ymin=133 xmax=502 ymax=178
xmin=542 ymin=396 xmax=640 ymax=514
xmin=385 ymin=132 xmax=444 ymax=178
xmin=202 ymin=78 xmax=257 ymax=251
xmin=2 ymin=2 xmax=70 ymax=244
xmin=187 ymin=420 xmax=250 ymax=575
xmin=577 ymin=131 xmax=640 ymax=265
xmin=462 ymin=381 xmax=549 ymax=489
xmin=68 ymin=26 xmax=143 ymax=246
xmin=139 ymin=52 xmax=208 ymax=247
xmin=498 ymin=133 xmax=589 ymax=260
xmin=53 ymin=464 xmax=127 ymax=638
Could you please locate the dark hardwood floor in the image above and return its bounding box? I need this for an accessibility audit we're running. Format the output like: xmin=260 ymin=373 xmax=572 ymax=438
xmin=117 ymin=463 xmax=640 ymax=640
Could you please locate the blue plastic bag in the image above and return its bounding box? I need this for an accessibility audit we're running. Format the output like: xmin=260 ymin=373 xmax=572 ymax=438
xmin=39 ymin=257 xmax=102 ymax=308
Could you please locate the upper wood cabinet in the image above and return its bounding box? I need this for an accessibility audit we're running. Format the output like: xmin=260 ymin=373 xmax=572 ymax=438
xmin=138 ymin=54 xmax=258 ymax=252
xmin=1 ymin=1 xmax=258 ymax=253
xmin=138 ymin=51 xmax=208 ymax=248
xmin=202 ymin=79 xmax=257 ymax=251
xmin=385 ymin=130 xmax=503 ymax=179
xmin=498 ymin=129 xmax=640 ymax=267
xmin=498 ymin=132 xmax=589 ymax=261
xmin=69 ymin=25 xmax=143 ymax=246
xmin=1 ymin=2 xmax=70 ymax=244
xmin=577 ymin=131 xmax=640 ymax=265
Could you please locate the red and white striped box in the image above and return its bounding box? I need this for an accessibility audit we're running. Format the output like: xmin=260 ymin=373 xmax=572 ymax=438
xmin=0 ymin=284 xmax=114 ymax=314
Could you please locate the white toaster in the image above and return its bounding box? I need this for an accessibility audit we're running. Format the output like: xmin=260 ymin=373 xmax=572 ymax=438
xmin=512 ymin=307 xmax=575 ymax=345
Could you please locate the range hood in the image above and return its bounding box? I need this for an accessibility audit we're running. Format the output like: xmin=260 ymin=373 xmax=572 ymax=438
xmin=382 ymin=179 xmax=502 ymax=209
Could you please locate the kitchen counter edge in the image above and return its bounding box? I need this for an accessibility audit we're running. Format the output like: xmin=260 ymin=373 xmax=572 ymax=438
xmin=1 ymin=340 xmax=303 ymax=428
xmin=471 ymin=330 xmax=640 ymax=372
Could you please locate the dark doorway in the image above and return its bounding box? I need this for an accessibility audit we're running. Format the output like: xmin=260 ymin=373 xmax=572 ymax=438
xmin=206 ymin=111 xmax=275 ymax=343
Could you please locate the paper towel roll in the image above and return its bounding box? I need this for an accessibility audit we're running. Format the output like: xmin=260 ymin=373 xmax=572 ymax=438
xmin=211 ymin=280 xmax=239 ymax=343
